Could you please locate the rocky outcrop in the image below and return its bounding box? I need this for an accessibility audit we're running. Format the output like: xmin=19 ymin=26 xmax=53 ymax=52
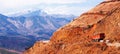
xmin=24 ymin=0 xmax=120 ymax=54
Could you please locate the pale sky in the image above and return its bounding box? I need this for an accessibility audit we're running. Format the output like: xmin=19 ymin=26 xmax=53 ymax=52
xmin=0 ymin=0 xmax=104 ymax=16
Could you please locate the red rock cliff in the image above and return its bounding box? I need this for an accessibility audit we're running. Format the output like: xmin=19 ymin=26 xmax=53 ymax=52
xmin=24 ymin=0 xmax=120 ymax=54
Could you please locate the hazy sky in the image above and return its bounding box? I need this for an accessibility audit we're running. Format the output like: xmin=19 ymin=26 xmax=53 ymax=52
xmin=0 ymin=0 xmax=104 ymax=16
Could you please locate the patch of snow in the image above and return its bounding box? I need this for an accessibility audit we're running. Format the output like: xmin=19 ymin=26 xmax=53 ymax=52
xmin=24 ymin=20 xmax=33 ymax=29
xmin=7 ymin=8 xmax=41 ymax=17
xmin=39 ymin=17 xmax=57 ymax=30
xmin=7 ymin=18 xmax=20 ymax=28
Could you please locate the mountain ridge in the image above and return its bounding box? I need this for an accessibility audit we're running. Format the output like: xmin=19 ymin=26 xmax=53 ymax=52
xmin=24 ymin=0 xmax=120 ymax=54
xmin=0 ymin=10 xmax=76 ymax=52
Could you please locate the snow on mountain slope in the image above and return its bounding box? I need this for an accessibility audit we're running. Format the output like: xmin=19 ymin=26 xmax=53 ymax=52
xmin=8 ymin=10 xmax=76 ymax=38
xmin=0 ymin=10 xmax=76 ymax=51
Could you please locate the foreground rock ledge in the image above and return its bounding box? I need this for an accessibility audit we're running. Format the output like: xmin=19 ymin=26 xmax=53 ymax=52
xmin=24 ymin=0 xmax=120 ymax=54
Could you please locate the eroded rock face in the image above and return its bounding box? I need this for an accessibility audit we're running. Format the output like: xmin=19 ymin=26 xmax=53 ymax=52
xmin=24 ymin=1 xmax=120 ymax=54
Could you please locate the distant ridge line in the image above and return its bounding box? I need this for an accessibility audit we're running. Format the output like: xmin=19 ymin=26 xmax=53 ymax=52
xmin=100 ymin=0 xmax=120 ymax=4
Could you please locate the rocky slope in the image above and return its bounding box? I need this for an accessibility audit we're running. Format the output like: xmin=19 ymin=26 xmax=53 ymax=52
xmin=24 ymin=0 xmax=120 ymax=54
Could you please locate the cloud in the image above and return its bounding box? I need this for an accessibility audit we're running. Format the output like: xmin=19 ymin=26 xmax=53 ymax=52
xmin=43 ymin=5 xmax=90 ymax=15
xmin=0 ymin=0 xmax=103 ymax=16
xmin=44 ymin=6 xmax=69 ymax=14
xmin=0 ymin=0 xmax=86 ymax=8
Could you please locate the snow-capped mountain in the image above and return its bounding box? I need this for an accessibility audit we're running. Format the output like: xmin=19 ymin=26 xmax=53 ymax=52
xmin=0 ymin=14 xmax=18 ymax=35
xmin=0 ymin=10 xmax=76 ymax=51
xmin=8 ymin=10 xmax=76 ymax=39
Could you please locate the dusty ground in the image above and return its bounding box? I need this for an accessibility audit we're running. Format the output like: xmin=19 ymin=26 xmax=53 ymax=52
xmin=24 ymin=0 xmax=120 ymax=54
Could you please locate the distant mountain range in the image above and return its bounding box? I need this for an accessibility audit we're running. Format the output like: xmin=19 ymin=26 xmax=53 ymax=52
xmin=0 ymin=10 xmax=76 ymax=51
xmin=0 ymin=48 xmax=21 ymax=54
